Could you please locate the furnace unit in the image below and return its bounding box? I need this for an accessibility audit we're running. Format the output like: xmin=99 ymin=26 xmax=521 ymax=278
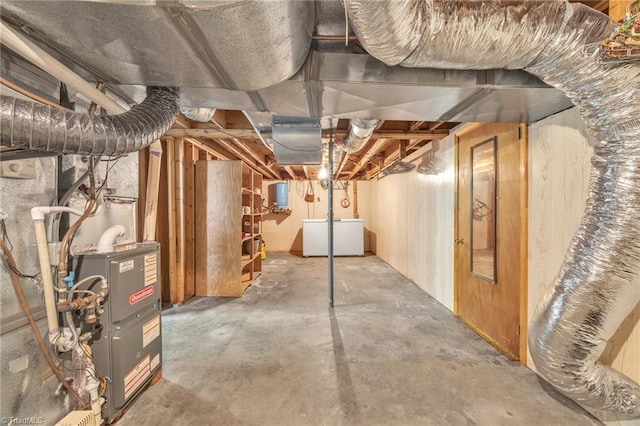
xmin=72 ymin=243 xmax=162 ymax=423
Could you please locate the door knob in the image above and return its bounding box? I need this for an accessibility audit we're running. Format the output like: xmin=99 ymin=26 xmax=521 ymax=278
xmin=455 ymin=238 xmax=465 ymax=245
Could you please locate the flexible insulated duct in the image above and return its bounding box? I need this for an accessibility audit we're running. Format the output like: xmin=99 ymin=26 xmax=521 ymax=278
xmin=344 ymin=0 xmax=640 ymax=416
xmin=0 ymin=86 xmax=179 ymax=155
xmin=339 ymin=119 xmax=380 ymax=152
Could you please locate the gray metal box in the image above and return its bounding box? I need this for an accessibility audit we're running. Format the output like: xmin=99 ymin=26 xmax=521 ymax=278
xmin=72 ymin=243 xmax=161 ymax=423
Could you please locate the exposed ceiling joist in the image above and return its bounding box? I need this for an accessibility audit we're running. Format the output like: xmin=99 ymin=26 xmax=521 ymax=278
xmin=214 ymin=138 xmax=279 ymax=179
xmin=184 ymin=138 xmax=231 ymax=160
xmin=283 ymin=166 xmax=296 ymax=180
xmin=365 ymin=138 xmax=431 ymax=180
xmin=346 ymin=138 xmax=388 ymax=180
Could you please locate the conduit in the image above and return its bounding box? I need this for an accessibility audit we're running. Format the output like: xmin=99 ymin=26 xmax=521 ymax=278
xmin=344 ymin=0 xmax=640 ymax=416
xmin=0 ymin=86 xmax=179 ymax=155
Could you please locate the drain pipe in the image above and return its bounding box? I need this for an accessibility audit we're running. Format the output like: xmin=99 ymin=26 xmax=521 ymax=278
xmin=31 ymin=206 xmax=84 ymax=346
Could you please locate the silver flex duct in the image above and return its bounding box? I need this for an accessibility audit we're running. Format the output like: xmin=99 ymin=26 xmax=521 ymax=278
xmin=339 ymin=119 xmax=380 ymax=152
xmin=344 ymin=0 xmax=640 ymax=416
xmin=1 ymin=86 xmax=179 ymax=155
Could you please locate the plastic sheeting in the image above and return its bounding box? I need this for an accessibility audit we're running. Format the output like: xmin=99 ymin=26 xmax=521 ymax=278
xmin=345 ymin=0 xmax=640 ymax=416
xmin=0 ymin=87 xmax=179 ymax=155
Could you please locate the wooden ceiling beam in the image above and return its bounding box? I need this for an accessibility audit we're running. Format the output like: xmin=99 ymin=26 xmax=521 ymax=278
xmin=410 ymin=121 xmax=425 ymax=131
xmin=210 ymin=109 xmax=227 ymax=129
xmin=303 ymin=166 xmax=311 ymax=180
xmin=335 ymin=151 xmax=348 ymax=179
xmin=231 ymin=138 xmax=281 ymax=179
xmin=284 ymin=166 xmax=296 ymax=180
xmin=185 ymin=138 xmax=232 ymax=160
xmin=365 ymin=137 xmax=435 ymax=180
xmin=429 ymin=122 xmax=446 ymax=131
xmin=214 ymin=138 xmax=278 ymax=179
xmin=346 ymin=138 xmax=389 ymax=180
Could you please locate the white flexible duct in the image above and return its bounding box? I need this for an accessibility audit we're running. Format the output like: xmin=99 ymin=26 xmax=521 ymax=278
xmin=180 ymin=107 xmax=216 ymax=123
xmin=339 ymin=119 xmax=380 ymax=152
xmin=344 ymin=0 xmax=640 ymax=416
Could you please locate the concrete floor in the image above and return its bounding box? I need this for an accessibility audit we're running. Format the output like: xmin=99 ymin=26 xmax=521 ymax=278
xmin=120 ymin=253 xmax=600 ymax=425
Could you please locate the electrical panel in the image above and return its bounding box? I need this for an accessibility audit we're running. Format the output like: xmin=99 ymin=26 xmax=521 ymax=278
xmin=71 ymin=243 xmax=161 ymax=423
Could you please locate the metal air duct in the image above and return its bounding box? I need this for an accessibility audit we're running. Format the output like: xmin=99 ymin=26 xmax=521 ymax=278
xmin=344 ymin=0 xmax=640 ymax=416
xmin=1 ymin=86 xmax=179 ymax=155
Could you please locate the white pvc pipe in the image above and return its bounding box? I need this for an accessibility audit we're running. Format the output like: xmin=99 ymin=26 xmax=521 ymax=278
xmin=31 ymin=206 xmax=85 ymax=344
xmin=0 ymin=21 xmax=126 ymax=115
xmin=33 ymin=219 xmax=60 ymax=342
xmin=97 ymin=225 xmax=125 ymax=253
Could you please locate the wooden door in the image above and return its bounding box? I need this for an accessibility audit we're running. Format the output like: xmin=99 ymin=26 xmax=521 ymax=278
xmin=455 ymin=123 xmax=527 ymax=361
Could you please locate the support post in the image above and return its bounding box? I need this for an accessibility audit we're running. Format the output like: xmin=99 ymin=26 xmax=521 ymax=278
xmin=328 ymin=138 xmax=335 ymax=308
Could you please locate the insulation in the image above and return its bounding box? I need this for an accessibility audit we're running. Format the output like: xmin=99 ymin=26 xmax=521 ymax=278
xmin=344 ymin=0 xmax=640 ymax=416
xmin=0 ymin=87 xmax=179 ymax=155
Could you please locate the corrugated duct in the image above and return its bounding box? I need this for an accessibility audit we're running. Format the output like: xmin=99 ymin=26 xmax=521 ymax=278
xmin=339 ymin=118 xmax=380 ymax=152
xmin=344 ymin=0 xmax=640 ymax=416
xmin=0 ymin=86 xmax=179 ymax=155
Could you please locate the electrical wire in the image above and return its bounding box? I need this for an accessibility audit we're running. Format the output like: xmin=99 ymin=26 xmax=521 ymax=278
xmin=0 ymin=239 xmax=85 ymax=408
xmin=0 ymin=219 xmax=40 ymax=279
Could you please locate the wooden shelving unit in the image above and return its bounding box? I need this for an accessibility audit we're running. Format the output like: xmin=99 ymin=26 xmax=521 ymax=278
xmin=195 ymin=160 xmax=262 ymax=297
xmin=241 ymin=163 xmax=263 ymax=286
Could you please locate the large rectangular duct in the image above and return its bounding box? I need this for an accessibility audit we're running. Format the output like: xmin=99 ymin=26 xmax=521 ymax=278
xmin=271 ymin=116 xmax=322 ymax=165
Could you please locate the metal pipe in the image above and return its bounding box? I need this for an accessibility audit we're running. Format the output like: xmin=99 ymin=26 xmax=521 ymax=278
xmin=328 ymin=138 xmax=335 ymax=308
xmin=0 ymin=21 xmax=126 ymax=114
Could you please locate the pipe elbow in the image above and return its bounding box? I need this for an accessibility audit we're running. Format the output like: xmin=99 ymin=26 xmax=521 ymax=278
xmin=96 ymin=225 xmax=125 ymax=253
xmin=31 ymin=207 xmax=48 ymax=221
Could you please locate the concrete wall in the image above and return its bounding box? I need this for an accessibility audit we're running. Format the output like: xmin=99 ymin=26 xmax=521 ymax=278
xmin=0 ymin=154 xmax=137 ymax=424
xmin=527 ymin=108 xmax=639 ymax=425
xmin=368 ymin=135 xmax=457 ymax=311
xmin=261 ymin=179 xmax=372 ymax=254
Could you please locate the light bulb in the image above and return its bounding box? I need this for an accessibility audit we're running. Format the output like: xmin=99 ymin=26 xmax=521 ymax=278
xmin=318 ymin=167 xmax=328 ymax=179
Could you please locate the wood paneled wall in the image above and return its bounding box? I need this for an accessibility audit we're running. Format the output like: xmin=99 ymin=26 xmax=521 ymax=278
xmin=261 ymin=180 xmax=372 ymax=253
xmin=528 ymin=108 xmax=639 ymax=425
xmin=368 ymin=135 xmax=457 ymax=311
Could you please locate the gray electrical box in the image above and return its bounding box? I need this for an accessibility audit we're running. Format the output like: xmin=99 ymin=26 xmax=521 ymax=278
xmin=72 ymin=243 xmax=161 ymax=423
